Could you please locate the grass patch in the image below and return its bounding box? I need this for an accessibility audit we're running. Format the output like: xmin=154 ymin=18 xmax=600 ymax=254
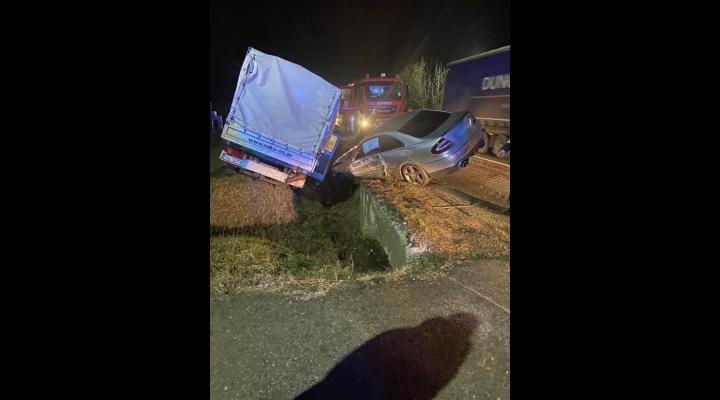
xmin=209 ymin=173 xmax=455 ymax=298
xmin=210 ymin=179 xmax=394 ymax=297
xmin=211 ymin=175 xmax=297 ymax=229
xmin=354 ymin=253 xmax=449 ymax=285
xmin=210 ymin=234 xmax=353 ymax=294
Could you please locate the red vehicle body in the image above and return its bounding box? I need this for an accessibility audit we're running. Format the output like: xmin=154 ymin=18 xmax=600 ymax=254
xmin=336 ymin=74 xmax=406 ymax=134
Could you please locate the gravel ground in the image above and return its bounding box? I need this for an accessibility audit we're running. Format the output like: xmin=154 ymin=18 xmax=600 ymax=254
xmin=434 ymin=156 xmax=510 ymax=209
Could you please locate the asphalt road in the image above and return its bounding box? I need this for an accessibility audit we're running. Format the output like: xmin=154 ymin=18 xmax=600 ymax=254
xmin=210 ymin=258 xmax=510 ymax=399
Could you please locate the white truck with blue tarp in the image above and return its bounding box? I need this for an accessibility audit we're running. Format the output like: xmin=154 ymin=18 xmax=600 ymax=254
xmin=219 ymin=47 xmax=341 ymax=188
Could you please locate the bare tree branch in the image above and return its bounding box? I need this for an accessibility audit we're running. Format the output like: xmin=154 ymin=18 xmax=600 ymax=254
xmin=400 ymin=57 xmax=448 ymax=110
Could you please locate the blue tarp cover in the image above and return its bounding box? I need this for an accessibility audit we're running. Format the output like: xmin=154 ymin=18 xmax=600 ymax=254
xmin=226 ymin=48 xmax=340 ymax=154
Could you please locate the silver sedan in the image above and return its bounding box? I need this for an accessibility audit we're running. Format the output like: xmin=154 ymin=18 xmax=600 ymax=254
xmin=332 ymin=109 xmax=485 ymax=186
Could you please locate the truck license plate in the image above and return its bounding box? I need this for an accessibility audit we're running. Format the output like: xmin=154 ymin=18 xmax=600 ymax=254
xmin=219 ymin=150 xmax=248 ymax=168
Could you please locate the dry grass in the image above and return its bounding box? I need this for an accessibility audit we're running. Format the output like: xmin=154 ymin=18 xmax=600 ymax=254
xmin=210 ymin=234 xmax=353 ymax=296
xmin=208 ymin=173 xmax=482 ymax=298
xmin=210 ymin=178 xmax=394 ymax=297
xmin=210 ymin=174 xmax=297 ymax=230
xmin=364 ymin=179 xmax=510 ymax=259
xmin=210 ymin=184 xmax=352 ymax=296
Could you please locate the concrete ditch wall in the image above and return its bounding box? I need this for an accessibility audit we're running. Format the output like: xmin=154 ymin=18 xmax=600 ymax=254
xmin=358 ymin=182 xmax=424 ymax=268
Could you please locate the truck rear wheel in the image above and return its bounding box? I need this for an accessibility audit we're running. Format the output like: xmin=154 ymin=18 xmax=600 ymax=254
xmin=492 ymin=134 xmax=509 ymax=158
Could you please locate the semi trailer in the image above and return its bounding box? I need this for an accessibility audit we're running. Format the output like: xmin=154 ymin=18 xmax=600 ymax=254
xmin=442 ymin=45 xmax=510 ymax=159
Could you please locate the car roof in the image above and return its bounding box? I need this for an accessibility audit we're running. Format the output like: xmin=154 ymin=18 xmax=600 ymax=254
xmin=372 ymin=110 xmax=466 ymax=145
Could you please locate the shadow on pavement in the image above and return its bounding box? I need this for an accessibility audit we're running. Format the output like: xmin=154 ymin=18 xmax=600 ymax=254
xmin=295 ymin=313 xmax=478 ymax=400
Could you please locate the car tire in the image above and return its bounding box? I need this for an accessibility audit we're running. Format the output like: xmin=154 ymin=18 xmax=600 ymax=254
xmin=401 ymin=162 xmax=431 ymax=187
xmin=476 ymin=130 xmax=490 ymax=154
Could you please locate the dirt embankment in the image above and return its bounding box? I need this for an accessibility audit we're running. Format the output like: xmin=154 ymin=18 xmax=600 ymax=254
xmin=209 ymin=171 xmax=509 ymax=297
xmin=364 ymin=179 xmax=510 ymax=260
xmin=210 ymin=174 xmax=390 ymax=297
xmin=211 ymin=174 xmax=297 ymax=230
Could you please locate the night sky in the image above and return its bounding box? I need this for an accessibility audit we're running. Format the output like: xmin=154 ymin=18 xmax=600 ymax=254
xmin=210 ymin=0 xmax=509 ymax=110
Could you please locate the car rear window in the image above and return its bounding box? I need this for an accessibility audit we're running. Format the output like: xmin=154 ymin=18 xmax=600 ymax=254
xmin=398 ymin=110 xmax=451 ymax=138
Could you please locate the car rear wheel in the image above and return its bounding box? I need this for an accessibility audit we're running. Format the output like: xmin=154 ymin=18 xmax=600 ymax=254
xmin=401 ymin=163 xmax=431 ymax=187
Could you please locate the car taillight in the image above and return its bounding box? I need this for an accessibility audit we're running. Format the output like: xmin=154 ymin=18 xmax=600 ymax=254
xmin=431 ymin=137 xmax=453 ymax=154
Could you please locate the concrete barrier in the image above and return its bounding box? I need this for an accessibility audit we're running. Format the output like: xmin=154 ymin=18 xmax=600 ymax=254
xmin=358 ymin=182 xmax=425 ymax=268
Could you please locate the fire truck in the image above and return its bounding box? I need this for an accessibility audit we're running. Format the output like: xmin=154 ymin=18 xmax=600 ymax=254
xmin=336 ymin=73 xmax=406 ymax=135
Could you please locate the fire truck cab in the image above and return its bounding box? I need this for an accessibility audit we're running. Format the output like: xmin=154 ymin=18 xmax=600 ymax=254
xmin=337 ymin=73 xmax=406 ymax=135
